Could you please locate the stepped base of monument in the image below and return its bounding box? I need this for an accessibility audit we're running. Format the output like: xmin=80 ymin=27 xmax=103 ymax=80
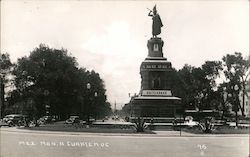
xmin=130 ymin=117 xmax=184 ymax=123
xmin=129 ymin=117 xmax=186 ymax=131
xmin=132 ymin=96 xmax=182 ymax=117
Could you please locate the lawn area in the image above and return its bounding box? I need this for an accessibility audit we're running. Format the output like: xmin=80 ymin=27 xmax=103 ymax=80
xmin=182 ymin=125 xmax=250 ymax=134
xmin=19 ymin=121 xmax=155 ymax=134
xmin=18 ymin=121 xmax=250 ymax=135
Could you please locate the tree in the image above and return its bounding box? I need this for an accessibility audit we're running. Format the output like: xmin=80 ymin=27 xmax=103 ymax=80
xmin=82 ymin=70 xmax=110 ymax=121
xmin=174 ymin=61 xmax=222 ymax=111
xmin=173 ymin=64 xmax=197 ymax=109
xmin=199 ymin=61 xmax=222 ymax=110
xmin=0 ymin=53 xmax=13 ymax=118
xmin=222 ymin=52 xmax=250 ymax=117
xmin=11 ymin=44 xmax=111 ymax=120
xmin=201 ymin=61 xmax=222 ymax=88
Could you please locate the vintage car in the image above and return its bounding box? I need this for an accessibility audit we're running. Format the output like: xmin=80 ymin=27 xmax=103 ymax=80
xmin=38 ymin=116 xmax=55 ymax=125
xmin=65 ymin=116 xmax=80 ymax=124
xmin=2 ymin=114 xmax=27 ymax=126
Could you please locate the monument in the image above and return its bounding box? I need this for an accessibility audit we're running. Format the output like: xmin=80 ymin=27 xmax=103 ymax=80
xmin=131 ymin=5 xmax=182 ymax=117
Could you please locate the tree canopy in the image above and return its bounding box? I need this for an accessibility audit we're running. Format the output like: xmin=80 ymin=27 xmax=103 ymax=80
xmin=171 ymin=61 xmax=222 ymax=111
xmin=10 ymin=44 xmax=111 ymax=119
xmin=0 ymin=53 xmax=13 ymax=118
xmin=222 ymin=52 xmax=250 ymax=116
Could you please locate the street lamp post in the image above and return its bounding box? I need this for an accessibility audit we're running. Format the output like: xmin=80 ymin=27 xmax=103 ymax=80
xmin=233 ymin=84 xmax=239 ymax=128
xmin=86 ymin=83 xmax=98 ymax=127
xmin=228 ymin=84 xmax=239 ymax=128
xmin=0 ymin=76 xmax=4 ymax=118
xmin=222 ymin=87 xmax=228 ymax=119
xmin=44 ymin=90 xmax=49 ymax=116
xmin=45 ymin=105 xmax=50 ymax=115
xmin=0 ymin=74 xmax=6 ymax=118
xmin=94 ymin=92 xmax=98 ymax=120
xmin=86 ymin=83 xmax=91 ymax=126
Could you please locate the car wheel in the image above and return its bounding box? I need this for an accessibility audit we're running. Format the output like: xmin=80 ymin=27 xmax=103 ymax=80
xmin=8 ymin=122 xmax=14 ymax=127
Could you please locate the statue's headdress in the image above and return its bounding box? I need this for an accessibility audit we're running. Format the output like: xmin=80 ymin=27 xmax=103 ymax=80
xmin=153 ymin=5 xmax=157 ymax=12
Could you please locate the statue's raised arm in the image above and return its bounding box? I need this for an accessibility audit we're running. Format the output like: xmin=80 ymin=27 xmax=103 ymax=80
xmin=148 ymin=5 xmax=163 ymax=38
xmin=148 ymin=9 xmax=153 ymax=17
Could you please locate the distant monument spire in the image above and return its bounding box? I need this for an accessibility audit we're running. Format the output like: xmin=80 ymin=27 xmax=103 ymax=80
xmin=148 ymin=5 xmax=163 ymax=38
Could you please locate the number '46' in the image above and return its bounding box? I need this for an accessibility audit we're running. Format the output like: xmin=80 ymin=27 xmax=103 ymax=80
xmin=197 ymin=144 xmax=207 ymax=150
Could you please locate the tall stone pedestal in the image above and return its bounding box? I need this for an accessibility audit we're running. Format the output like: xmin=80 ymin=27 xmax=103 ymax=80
xmin=132 ymin=37 xmax=182 ymax=117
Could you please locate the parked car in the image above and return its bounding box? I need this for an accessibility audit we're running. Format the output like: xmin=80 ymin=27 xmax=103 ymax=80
xmin=89 ymin=116 xmax=96 ymax=122
xmin=0 ymin=119 xmax=9 ymax=127
xmin=38 ymin=116 xmax=55 ymax=125
xmin=3 ymin=114 xmax=27 ymax=126
xmin=65 ymin=116 xmax=80 ymax=124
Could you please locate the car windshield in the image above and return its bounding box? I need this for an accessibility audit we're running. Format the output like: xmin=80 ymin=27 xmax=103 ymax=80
xmin=5 ymin=115 xmax=16 ymax=118
xmin=70 ymin=116 xmax=79 ymax=119
xmin=5 ymin=115 xmax=26 ymax=119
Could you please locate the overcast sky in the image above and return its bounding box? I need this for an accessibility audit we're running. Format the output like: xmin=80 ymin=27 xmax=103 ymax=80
xmin=1 ymin=0 xmax=249 ymax=109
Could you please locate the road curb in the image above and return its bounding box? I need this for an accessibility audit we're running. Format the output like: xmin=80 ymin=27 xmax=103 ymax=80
xmin=1 ymin=127 xmax=249 ymax=138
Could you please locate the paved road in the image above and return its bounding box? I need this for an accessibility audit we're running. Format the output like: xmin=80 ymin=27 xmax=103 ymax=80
xmin=0 ymin=127 xmax=249 ymax=157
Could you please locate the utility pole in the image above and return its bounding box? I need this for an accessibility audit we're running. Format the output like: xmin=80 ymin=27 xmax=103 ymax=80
xmin=0 ymin=76 xmax=5 ymax=118
xmin=114 ymin=101 xmax=117 ymax=114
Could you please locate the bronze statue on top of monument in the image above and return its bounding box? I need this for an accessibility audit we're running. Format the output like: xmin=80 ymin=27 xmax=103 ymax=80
xmin=148 ymin=5 xmax=163 ymax=38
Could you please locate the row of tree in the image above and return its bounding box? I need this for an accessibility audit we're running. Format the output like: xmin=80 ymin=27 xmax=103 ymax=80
xmin=0 ymin=44 xmax=112 ymax=120
xmin=170 ymin=52 xmax=249 ymax=118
